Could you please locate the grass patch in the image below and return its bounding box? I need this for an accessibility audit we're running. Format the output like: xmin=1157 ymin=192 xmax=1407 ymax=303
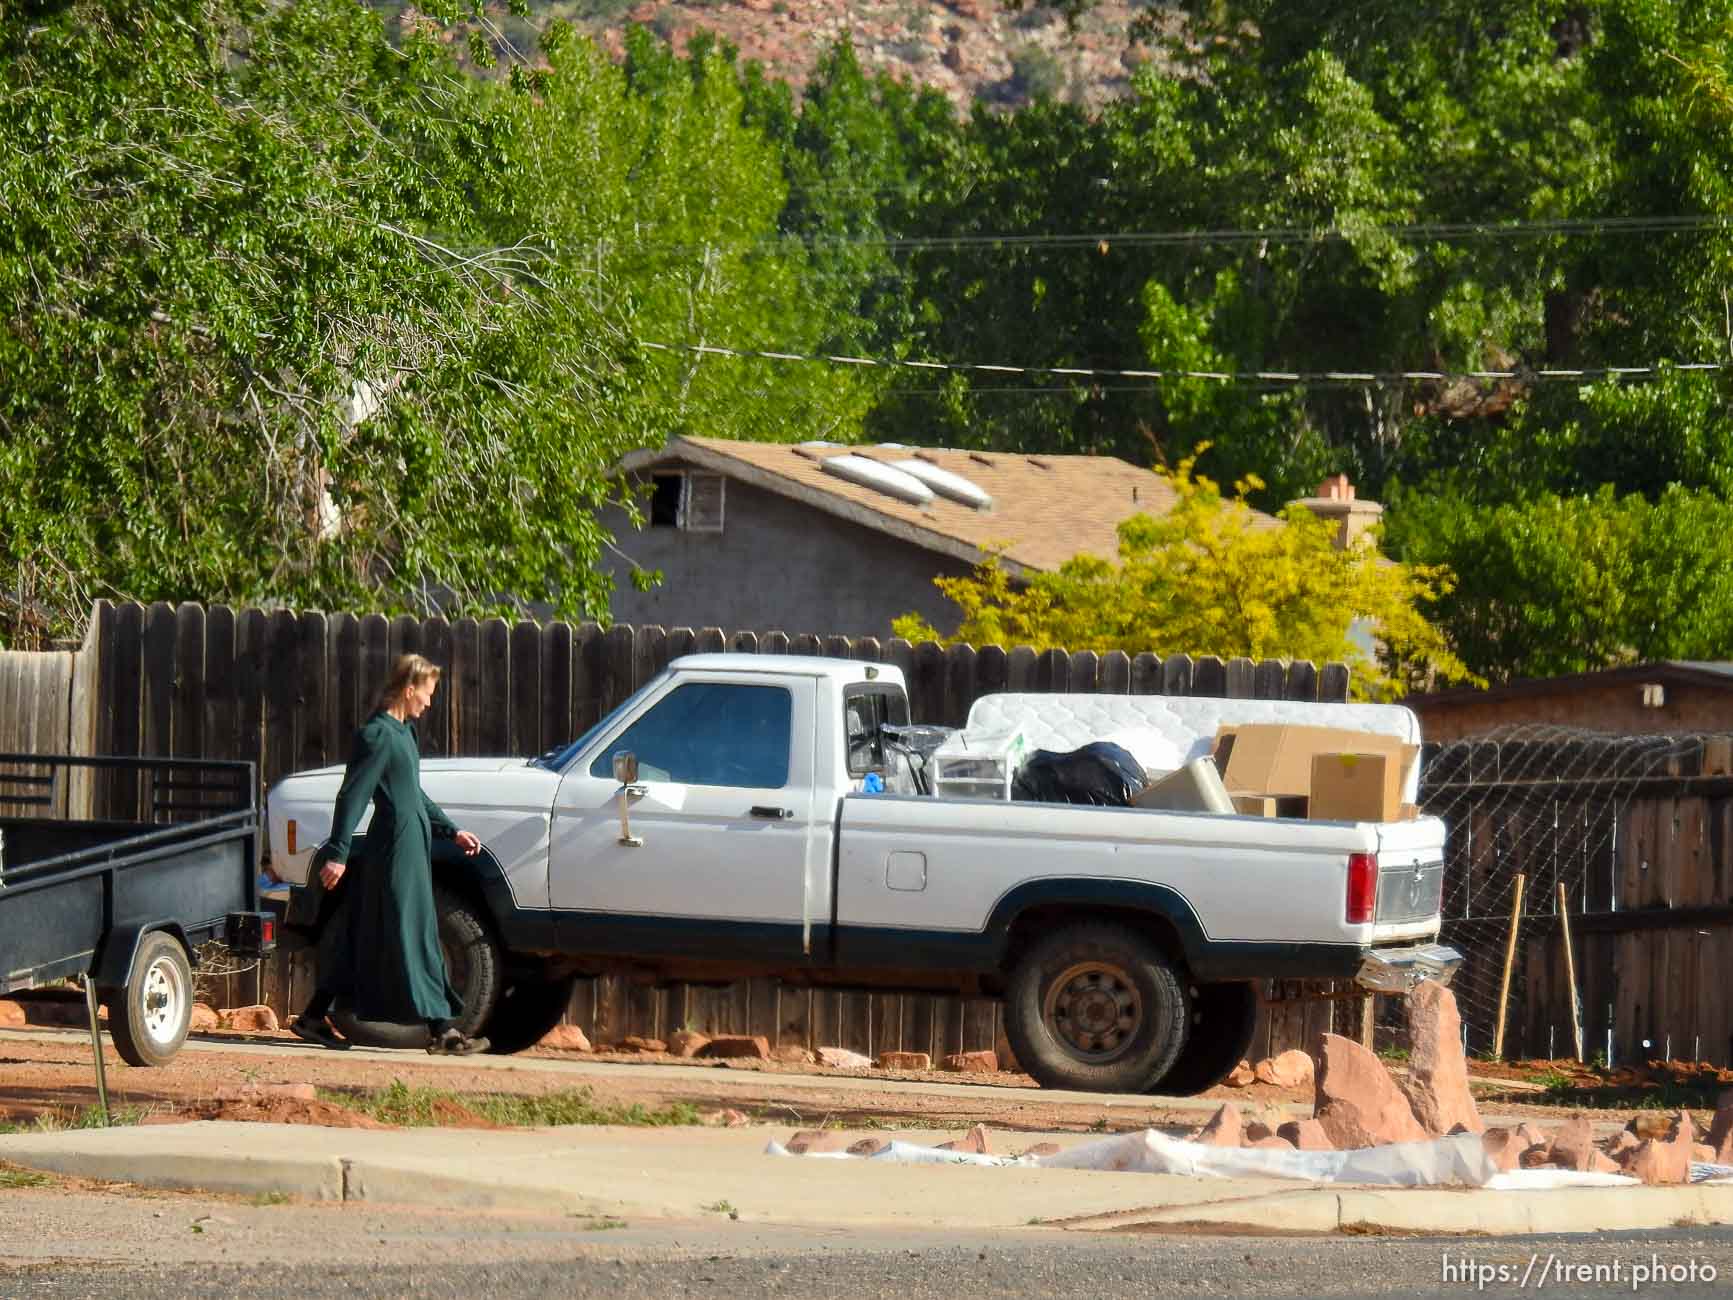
xmin=0 ymin=1105 xmax=149 ymax=1134
xmin=574 ymin=1216 xmax=627 ymax=1230
xmin=318 ymin=1080 xmax=705 ymax=1129
xmin=251 ymin=1190 xmax=292 ymax=1206
xmin=0 ymin=1165 xmax=50 ymax=1189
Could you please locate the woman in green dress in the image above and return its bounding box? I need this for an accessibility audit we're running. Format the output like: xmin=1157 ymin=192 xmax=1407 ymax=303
xmin=291 ymin=654 xmax=488 ymax=1055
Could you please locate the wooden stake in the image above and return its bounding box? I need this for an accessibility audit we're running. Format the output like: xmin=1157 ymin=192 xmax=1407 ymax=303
xmin=1558 ymin=880 xmax=1584 ymax=1063
xmin=1492 ymin=872 xmax=1526 ymax=1060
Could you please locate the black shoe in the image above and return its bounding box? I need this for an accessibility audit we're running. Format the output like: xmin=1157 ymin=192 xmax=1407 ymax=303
xmin=426 ymin=1029 xmax=490 ymax=1056
xmin=291 ymin=1016 xmax=351 ymax=1051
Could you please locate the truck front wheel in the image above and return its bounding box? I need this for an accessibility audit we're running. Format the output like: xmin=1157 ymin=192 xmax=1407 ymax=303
xmin=330 ymin=888 xmax=502 ymax=1048
xmin=482 ymin=974 xmax=579 ymax=1055
xmin=1004 ymin=921 xmax=1188 ymax=1093
xmin=105 ymin=930 xmax=193 ymax=1068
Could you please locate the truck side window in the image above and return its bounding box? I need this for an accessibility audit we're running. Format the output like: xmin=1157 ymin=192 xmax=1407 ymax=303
xmin=842 ymin=685 xmax=910 ymax=776
xmin=589 ymin=683 xmax=792 ymax=789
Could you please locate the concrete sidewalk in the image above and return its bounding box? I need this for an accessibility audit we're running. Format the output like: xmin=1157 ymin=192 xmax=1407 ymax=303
xmin=4 ymin=1120 xmax=1731 ymax=1237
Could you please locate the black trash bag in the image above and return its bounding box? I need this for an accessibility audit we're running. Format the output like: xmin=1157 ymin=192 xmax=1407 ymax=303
xmin=1012 ymin=741 xmax=1147 ymax=807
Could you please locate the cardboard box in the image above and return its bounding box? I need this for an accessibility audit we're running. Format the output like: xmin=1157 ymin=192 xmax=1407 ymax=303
xmin=1134 ymin=757 xmax=1237 ymax=814
xmin=1214 ymin=724 xmax=1418 ymax=800
xmin=1231 ymin=794 xmax=1309 ymax=818
xmin=1308 ymin=750 xmax=1419 ymax=823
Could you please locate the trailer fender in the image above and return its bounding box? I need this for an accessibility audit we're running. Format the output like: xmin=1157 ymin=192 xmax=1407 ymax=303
xmin=93 ymin=921 xmax=193 ymax=991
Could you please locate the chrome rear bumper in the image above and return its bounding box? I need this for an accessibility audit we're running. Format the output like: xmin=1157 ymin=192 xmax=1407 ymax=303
xmin=1355 ymin=942 xmax=1463 ymax=994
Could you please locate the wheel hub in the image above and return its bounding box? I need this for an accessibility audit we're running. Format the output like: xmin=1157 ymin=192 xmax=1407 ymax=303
xmin=1043 ymin=961 xmax=1142 ymax=1063
xmin=140 ymin=957 xmax=185 ymax=1045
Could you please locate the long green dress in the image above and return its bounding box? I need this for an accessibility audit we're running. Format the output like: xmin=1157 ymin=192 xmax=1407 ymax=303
xmin=319 ymin=711 xmax=462 ymax=1024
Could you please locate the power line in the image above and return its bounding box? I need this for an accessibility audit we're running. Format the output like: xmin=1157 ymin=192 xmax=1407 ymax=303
xmin=639 ymin=340 xmax=1725 ymax=386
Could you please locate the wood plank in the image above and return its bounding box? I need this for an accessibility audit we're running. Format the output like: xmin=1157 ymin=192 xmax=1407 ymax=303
xmin=1100 ymin=650 xmax=1131 ymax=695
xmin=1191 ymin=655 xmax=1225 ymax=699
xmin=1068 ymin=650 xmax=1099 ymax=696
xmin=447 ymin=618 xmax=481 ymax=755
xmin=759 ymin=630 xmax=788 ymax=657
xmin=731 ymin=630 xmax=758 ymax=656
xmin=1253 ymin=659 xmax=1285 ymax=700
xmin=479 ymin=619 xmax=512 ymax=755
xmin=747 ymin=977 xmax=780 ymax=1049
xmin=853 ymin=637 xmax=883 ymax=664
xmin=1037 ymin=648 xmax=1068 ymax=694
xmin=359 ymin=613 xmax=391 ymax=723
xmin=296 ymin=611 xmax=329 ymax=773
xmin=171 ymin=607 xmax=205 ymax=802
xmin=824 ymin=635 xmax=852 ymax=661
xmin=540 ymin=621 xmax=574 ymax=756
xmin=1318 ymin=662 xmax=1351 ymax=702
xmin=419 ymin=617 xmax=454 ymax=757
xmin=140 ymin=602 xmax=176 ymax=767
xmin=262 ymin=610 xmax=300 ymax=795
xmin=232 ymin=609 xmax=267 ymax=820
xmin=1284 ymin=660 xmax=1318 ymax=701
xmin=601 ymin=625 xmax=637 ymax=711
xmin=1160 ymin=653 xmax=1192 ymax=697
xmin=634 ymin=624 xmax=667 ymax=688
xmin=326 ymin=614 xmax=363 ymax=761
xmin=869 ymin=993 xmax=900 ymax=1060
xmin=510 ymin=620 xmax=543 ymax=756
xmin=942 ymin=644 xmax=977 ymax=728
xmin=697 ymin=628 xmax=728 ymax=655
xmin=910 ymin=641 xmax=945 ymax=725
xmin=1223 ymin=656 xmax=1254 ymax=699
xmin=962 ymin=998 xmax=995 ymax=1053
xmin=780 ymin=986 xmax=810 ymax=1052
xmin=973 ymin=644 xmax=1006 ymax=705
xmin=1129 ymin=652 xmax=1161 ymax=696
xmin=1006 ymin=646 xmax=1038 ymax=692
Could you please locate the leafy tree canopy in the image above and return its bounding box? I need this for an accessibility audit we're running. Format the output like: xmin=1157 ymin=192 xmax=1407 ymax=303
xmin=894 ymin=451 xmax=1477 ymax=699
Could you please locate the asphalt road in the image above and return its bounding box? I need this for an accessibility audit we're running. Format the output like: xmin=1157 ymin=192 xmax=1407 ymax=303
xmin=3 ymin=1185 xmax=1731 ymax=1300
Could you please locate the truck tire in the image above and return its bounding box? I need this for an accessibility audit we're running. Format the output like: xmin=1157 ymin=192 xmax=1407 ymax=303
xmin=1145 ymin=980 xmax=1259 ymax=1097
xmin=105 ymin=930 xmax=193 ymax=1068
xmin=481 ymin=974 xmax=580 ymax=1056
xmin=1003 ymin=921 xmax=1188 ymax=1093
xmin=330 ymin=887 xmax=502 ymax=1049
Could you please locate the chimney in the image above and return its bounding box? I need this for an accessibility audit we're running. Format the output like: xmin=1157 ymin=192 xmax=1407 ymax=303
xmin=1291 ymin=475 xmax=1383 ymax=550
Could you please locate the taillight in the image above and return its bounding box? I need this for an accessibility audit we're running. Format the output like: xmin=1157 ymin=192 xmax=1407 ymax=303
xmin=286 ymin=819 xmax=297 ymax=854
xmin=1346 ymin=852 xmax=1379 ymax=923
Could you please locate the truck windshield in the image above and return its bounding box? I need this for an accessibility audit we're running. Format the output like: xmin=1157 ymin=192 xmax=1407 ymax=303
xmin=528 ymin=676 xmax=666 ymax=772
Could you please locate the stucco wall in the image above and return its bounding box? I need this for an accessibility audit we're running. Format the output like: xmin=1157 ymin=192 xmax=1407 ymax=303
xmin=1411 ymin=679 xmax=1733 ymax=742
xmin=599 ymin=476 xmax=977 ymax=639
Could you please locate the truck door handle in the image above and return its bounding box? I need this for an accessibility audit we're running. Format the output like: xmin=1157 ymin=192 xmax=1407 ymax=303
xmin=750 ymin=805 xmax=793 ymax=820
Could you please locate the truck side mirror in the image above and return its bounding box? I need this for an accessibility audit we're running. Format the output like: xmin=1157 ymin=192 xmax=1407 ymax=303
xmin=612 ymin=751 xmax=639 ymax=784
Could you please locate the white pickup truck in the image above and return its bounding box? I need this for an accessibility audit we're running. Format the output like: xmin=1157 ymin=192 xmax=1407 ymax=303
xmin=266 ymin=654 xmax=1458 ymax=1094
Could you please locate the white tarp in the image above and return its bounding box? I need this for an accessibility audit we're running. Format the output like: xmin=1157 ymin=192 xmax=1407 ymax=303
xmin=767 ymin=1130 xmax=1645 ymax=1190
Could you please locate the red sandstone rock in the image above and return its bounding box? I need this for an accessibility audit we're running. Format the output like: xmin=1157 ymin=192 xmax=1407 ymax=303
xmin=1627 ymin=1112 xmax=1671 ymax=1141
xmin=188 ymin=1003 xmax=221 ymax=1032
xmin=1589 ymin=1151 xmax=1621 ymax=1174
xmin=214 ymin=1082 xmax=315 ymax=1103
xmin=1398 ymin=981 xmax=1483 ymax=1136
xmin=848 ymin=1136 xmax=889 ymax=1156
xmin=876 ymin=1050 xmax=931 ymax=1071
xmin=1224 ymin=1060 xmax=1256 ymax=1088
xmin=220 ymin=1004 xmax=279 ymax=1033
xmin=1709 ymin=1091 xmax=1733 ymax=1163
xmin=1248 ymin=1135 xmax=1296 ymax=1150
xmin=936 ymin=1123 xmax=992 ymax=1155
xmin=1254 ymin=1049 xmax=1314 ymax=1090
xmin=771 ymin=1044 xmax=815 ymax=1064
xmin=1480 ymin=1128 xmax=1526 ymax=1172
xmin=1192 ymin=1103 xmax=1242 ymax=1147
xmin=665 ymin=1029 xmax=708 ymax=1058
xmin=1312 ymin=1032 xmax=1426 ymax=1147
xmin=1619 ymin=1112 xmax=1695 ymax=1185
xmin=816 ymin=1046 xmax=873 ymax=1069
xmin=697 ymin=1035 xmax=770 ymax=1060
xmin=784 ymin=1129 xmax=854 ymax=1155
xmin=0 ymin=1000 xmax=24 ymax=1028
xmin=615 ymin=1035 xmax=665 ymax=1054
xmin=538 ymin=1024 xmax=591 ymax=1051
xmin=1546 ymin=1115 xmax=1598 ymax=1171
xmin=1018 ymin=1142 xmax=1061 ymax=1159
xmin=1277 ymin=1119 xmax=1334 ymax=1151
xmin=993 ymin=1032 xmax=1021 ymax=1074
xmin=941 ymin=1050 xmax=998 ymax=1073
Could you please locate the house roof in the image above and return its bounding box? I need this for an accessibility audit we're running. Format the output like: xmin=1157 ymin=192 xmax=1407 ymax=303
xmin=1406 ymin=660 xmax=1733 ymax=710
xmin=617 ymin=436 xmax=1282 ymax=575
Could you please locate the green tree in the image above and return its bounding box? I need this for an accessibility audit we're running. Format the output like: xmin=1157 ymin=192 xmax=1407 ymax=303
xmin=895 ymin=452 xmax=1475 ymax=699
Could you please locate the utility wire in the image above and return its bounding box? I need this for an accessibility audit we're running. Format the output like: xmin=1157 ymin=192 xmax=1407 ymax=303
xmin=639 ymin=340 xmax=1724 ymax=386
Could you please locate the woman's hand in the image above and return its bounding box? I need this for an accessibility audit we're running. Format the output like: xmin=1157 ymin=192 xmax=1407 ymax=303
xmin=320 ymin=860 xmax=346 ymax=890
xmin=455 ymin=830 xmax=481 ymax=857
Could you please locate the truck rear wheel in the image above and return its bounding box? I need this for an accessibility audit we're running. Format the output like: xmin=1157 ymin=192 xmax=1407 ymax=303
xmin=1146 ymin=980 xmax=1259 ymax=1096
xmin=330 ymin=887 xmax=502 ymax=1049
xmin=1003 ymin=921 xmax=1188 ymax=1093
xmin=105 ymin=931 xmax=193 ymax=1068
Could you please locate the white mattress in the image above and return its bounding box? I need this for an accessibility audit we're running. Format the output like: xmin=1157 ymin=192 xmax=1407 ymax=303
xmin=962 ymin=692 xmax=1424 ymax=799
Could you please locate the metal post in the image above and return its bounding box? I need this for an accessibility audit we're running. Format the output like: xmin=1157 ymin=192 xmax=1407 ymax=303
xmin=82 ymin=976 xmax=110 ymax=1126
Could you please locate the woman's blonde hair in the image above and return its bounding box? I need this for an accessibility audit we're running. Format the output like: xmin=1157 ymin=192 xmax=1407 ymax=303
xmin=376 ymin=653 xmax=442 ymax=711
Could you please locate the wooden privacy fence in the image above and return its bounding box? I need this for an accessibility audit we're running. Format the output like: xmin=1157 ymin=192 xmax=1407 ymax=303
xmin=1419 ymin=734 xmax=1733 ymax=1067
xmin=75 ymin=599 xmax=1359 ymax=1061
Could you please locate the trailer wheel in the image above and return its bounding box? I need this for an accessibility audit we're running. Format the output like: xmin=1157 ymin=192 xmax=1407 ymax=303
xmin=1145 ymin=980 xmax=1259 ymax=1096
xmin=1003 ymin=921 xmax=1188 ymax=1093
xmin=481 ymin=974 xmax=579 ymax=1056
xmin=330 ymin=888 xmax=502 ymax=1049
xmin=106 ymin=931 xmax=193 ymax=1068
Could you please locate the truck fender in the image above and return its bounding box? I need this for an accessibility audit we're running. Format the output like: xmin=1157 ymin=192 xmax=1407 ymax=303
xmin=984 ymin=879 xmax=1209 ymax=970
xmin=93 ymin=921 xmax=193 ymax=991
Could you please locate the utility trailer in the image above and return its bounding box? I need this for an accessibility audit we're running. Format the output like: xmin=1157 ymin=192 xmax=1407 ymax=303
xmin=0 ymin=754 xmax=276 ymax=1067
